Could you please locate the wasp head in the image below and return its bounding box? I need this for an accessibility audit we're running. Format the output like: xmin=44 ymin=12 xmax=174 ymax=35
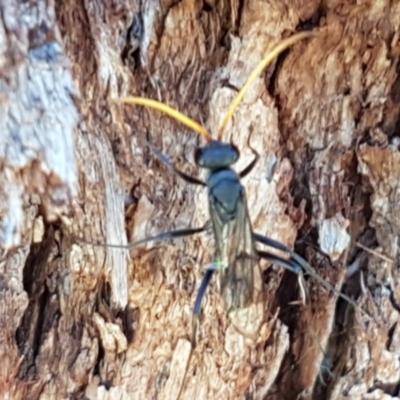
xmin=195 ymin=141 xmax=239 ymax=170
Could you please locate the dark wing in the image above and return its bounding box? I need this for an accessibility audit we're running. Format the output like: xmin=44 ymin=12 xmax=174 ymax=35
xmin=210 ymin=188 xmax=263 ymax=315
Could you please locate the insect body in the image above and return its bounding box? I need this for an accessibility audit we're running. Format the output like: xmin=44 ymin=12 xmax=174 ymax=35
xmin=191 ymin=139 xmax=305 ymax=338
xmin=110 ymin=134 xmax=308 ymax=340
xmin=82 ymin=30 xmax=362 ymax=397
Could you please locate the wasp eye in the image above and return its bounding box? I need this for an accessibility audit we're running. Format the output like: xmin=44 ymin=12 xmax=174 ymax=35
xmin=194 ymin=147 xmax=205 ymax=165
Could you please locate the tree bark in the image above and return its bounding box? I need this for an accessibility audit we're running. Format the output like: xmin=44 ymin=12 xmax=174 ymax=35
xmin=1 ymin=1 xmax=400 ymax=399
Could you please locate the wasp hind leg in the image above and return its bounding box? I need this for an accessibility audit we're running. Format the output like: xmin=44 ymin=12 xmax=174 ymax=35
xmin=176 ymin=267 xmax=215 ymax=399
xmin=257 ymin=248 xmax=307 ymax=304
xmin=192 ymin=267 xmax=215 ymax=345
xmin=254 ymin=232 xmax=360 ymax=310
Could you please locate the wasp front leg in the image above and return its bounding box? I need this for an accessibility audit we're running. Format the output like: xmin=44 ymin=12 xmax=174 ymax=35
xmin=145 ymin=140 xmax=206 ymax=186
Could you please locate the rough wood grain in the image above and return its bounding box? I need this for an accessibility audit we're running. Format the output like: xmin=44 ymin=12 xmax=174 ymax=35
xmin=1 ymin=1 xmax=400 ymax=399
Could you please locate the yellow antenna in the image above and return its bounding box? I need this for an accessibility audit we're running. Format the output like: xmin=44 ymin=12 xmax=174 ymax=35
xmin=218 ymin=30 xmax=316 ymax=140
xmin=116 ymin=96 xmax=212 ymax=142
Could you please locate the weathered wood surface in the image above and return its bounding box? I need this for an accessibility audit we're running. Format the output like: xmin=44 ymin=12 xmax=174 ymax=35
xmin=1 ymin=1 xmax=400 ymax=399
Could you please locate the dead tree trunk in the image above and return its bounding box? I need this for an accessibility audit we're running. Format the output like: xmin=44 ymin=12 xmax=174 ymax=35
xmin=1 ymin=1 xmax=400 ymax=399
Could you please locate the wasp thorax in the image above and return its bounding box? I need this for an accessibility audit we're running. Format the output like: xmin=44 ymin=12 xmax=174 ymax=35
xmin=194 ymin=140 xmax=239 ymax=170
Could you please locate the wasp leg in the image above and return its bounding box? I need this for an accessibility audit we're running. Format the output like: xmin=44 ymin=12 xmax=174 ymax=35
xmin=127 ymin=226 xmax=207 ymax=249
xmin=257 ymin=250 xmax=307 ymax=304
xmin=194 ymin=265 xmax=221 ymax=316
xmin=257 ymin=249 xmax=302 ymax=275
xmin=254 ymin=232 xmax=312 ymax=272
xmin=177 ymin=267 xmax=214 ymax=399
xmin=254 ymin=232 xmax=361 ymax=310
xmin=146 ymin=140 xmax=206 ymax=186
xmin=239 ymin=143 xmax=260 ymax=179
xmin=254 ymin=233 xmax=295 ymax=254
xmin=79 ymin=225 xmax=207 ymax=249
xmin=192 ymin=268 xmax=215 ymax=344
